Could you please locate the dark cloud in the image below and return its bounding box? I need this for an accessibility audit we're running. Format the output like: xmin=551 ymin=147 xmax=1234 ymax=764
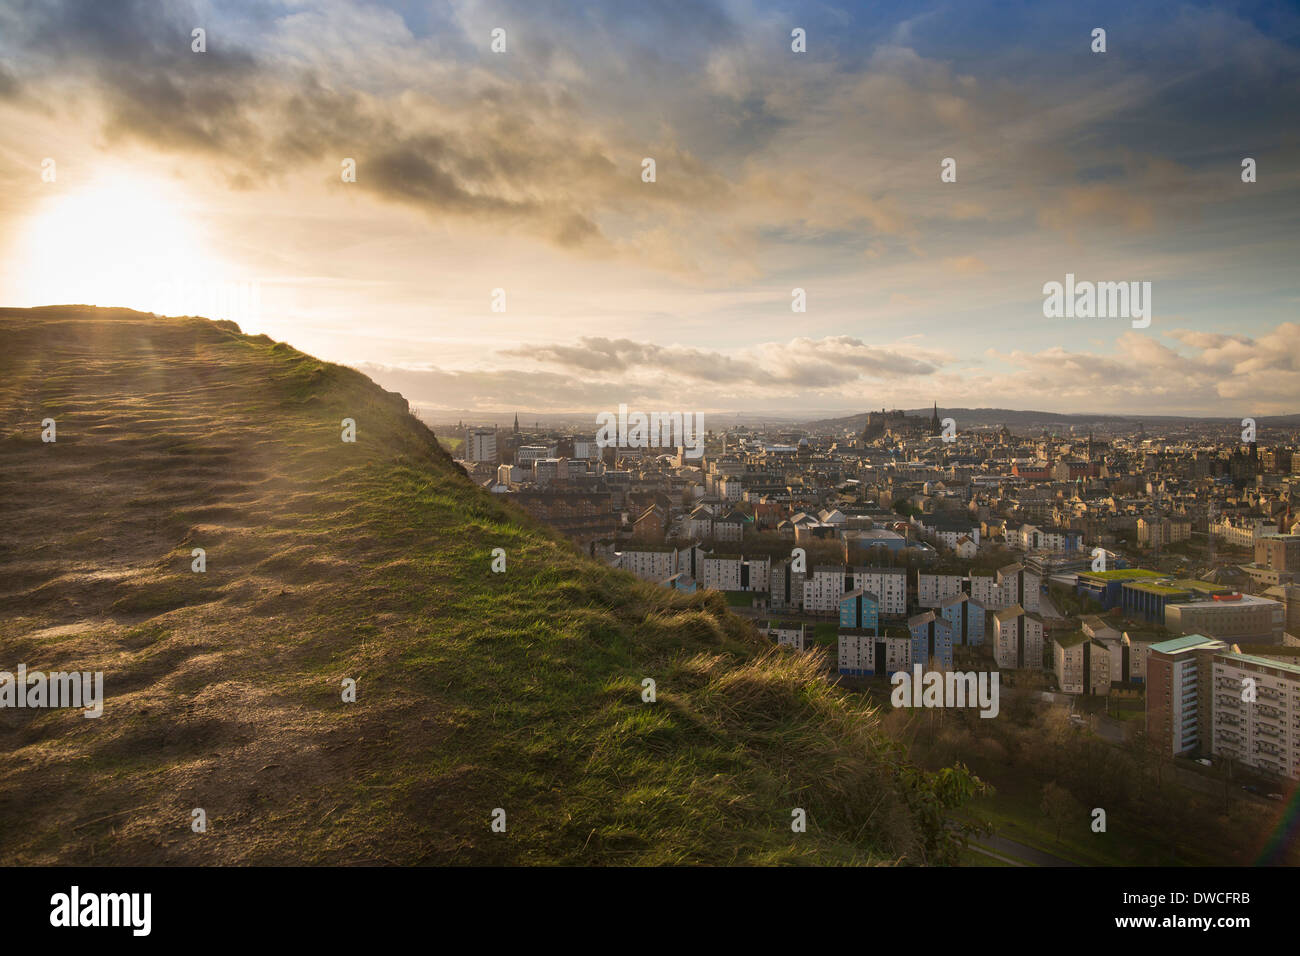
xmin=0 ymin=0 xmax=715 ymax=251
xmin=503 ymin=335 xmax=938 ymax=386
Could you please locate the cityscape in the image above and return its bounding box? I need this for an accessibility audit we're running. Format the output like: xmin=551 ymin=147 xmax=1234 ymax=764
xmin=454 ymin=405 xmax=1300 ymax=803
xmin=0 ymin=0 xmax=1296 ymax=935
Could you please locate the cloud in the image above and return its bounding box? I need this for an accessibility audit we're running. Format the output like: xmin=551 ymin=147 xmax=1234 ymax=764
xmin=503 ymin=334 xmax=939 ymax=387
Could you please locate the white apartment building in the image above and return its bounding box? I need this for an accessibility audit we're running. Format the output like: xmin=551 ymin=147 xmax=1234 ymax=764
xmin=972 ymin=565 xmax=1042 ymax=613
xmin=838 ymin=630 xmax=911 ymax=676
xmin=993 ymin=606 xmax=1046 ymax=670
xmin=1053 ymin=632 xmax=1112 ymax=696
xmin=687 ymin=506 xmax=713 ymax=539
xmin=1010 ymin=523 xmax=1076 ymax=552
xmin=763 ymin=621 xmax=805 ymax=651
xmin=466 ymin=428 xmax=498 ymax=463
xmin=1212 ymin=652 xmax=1300 ymax=780
xmin=804 ymin=566 xmax=847 ymax=614
xmin=714 ymin=513 xmax=746 ymax=544
xmin=619 ymin=548 xmax=677 ymax=581
xmin=700 ymin=554 xmax=743 ymax=592
xmin=744 ymin=555 xmax=771 ymax=592
xmin=532 ymin=457 xmax=569 ymax=484
xmin=718 ymin=477 xmax=745 ymax=502
xmin=850 ymin=567 xmax=907 ymax=617
xmin=918 ymin=571 xmax=965 ymax=608
xmin=516 ymin=444 xmax=555 ymax=466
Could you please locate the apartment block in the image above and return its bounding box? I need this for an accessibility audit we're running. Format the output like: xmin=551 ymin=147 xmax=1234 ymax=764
xmin=1256 ymin=534 xmax=1300 ymax=572
xmin=909 ymin=610 xmax=955 ymax=671
xmin=992 ymin=606 xmax=1046 ymax=670
xmin=996 ymin=563 xmax=1041 ymax=613
xmin=1146 ymin=635 xmax=1227 ymax=756
xmin=939 ymin=593 xmax=986 ymax=646
xmin=917 ymin=571 xmax=965 ymax=608
xmin=839 ymin=589 xmax=880 ymax=631
xmin=769 ymin=558 xmax=806 ymax=610
xmin=699 ymin=553 xmax=743 ymax=592
xmin=804 ymin=565 xmax=847 ymax=614
xmin=1137 ymin=516 xmax=1192 ymax=547
xmin=466 ymin=428 xmax=498 ymax=464
xmin=1053 ymin=631 xmax=1112 ymax=695
xmin=761 ymin=620 xmax=806 ymax=651
xmin=838 ymin=628 xmax=911 ymax=677
xmin=742 ymin=555 xmax=771 ymax=592
xmin=1212 ymin=652 xmax=1300 ymax=780
xmin=619 ymin=547 xmax=677 ymax=581
xmin=850 ymin=567 xmax=908 ymax=617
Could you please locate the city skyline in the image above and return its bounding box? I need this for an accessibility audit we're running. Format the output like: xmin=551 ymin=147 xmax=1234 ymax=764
xmin=1 ymin=0 xmax=1298 ymax=417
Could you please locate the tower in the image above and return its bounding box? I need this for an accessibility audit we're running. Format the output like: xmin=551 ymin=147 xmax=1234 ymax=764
xmin=513 ymin=412 xmax=520 ymax=435
xmin=929 ymin=401 xmax=941 ymax=437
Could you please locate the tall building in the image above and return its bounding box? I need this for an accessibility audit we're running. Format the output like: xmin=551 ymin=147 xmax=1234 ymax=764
xmin=1146 ymin=635 xmax=1227 ymax=756
xmin=839 ymin=589 xmax=880 ymax=631
xmin=909 ymin=610 xmax=954 ymax=670
xmin=992 ymin=606 xmax=1045 ymax=670
xmin=1053 ymin=630 xmax=1112 ymax=696
xmin=466 ymin=427 xmax=498 ymax=463
xmin=1256 ymin=534 xmax=1300 ymax=572
xmin=1212 ymin=651 xmax=1300 ymax=780
xmin=939 ymin=593 xmax=985 ymax=646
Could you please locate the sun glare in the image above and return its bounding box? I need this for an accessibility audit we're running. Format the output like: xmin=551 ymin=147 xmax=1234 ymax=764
xmin=17 ymin=174 xmax=223 ymax=315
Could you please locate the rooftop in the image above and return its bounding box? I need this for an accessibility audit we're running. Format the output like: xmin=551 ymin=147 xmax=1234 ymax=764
xmin=1079 ymin=568 xmax=1163 ymax=582
xmin=1216 ymin=652 xmax=1300 ymax=676
xmin=1150 ymin=634 xmax=1227 ymax=655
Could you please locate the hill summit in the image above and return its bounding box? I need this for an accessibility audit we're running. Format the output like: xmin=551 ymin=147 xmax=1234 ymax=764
xmin=0 ymin=306 xmax=971 ymax=864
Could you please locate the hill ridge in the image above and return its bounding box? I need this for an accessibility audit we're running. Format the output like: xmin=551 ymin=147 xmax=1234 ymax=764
xmin=0 ymin=306 xmax=971 ymax=865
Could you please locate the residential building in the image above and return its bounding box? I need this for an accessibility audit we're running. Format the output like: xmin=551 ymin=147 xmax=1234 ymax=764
xmin=761 ymin=620 xmax=805 ymax=651
xmin=466 ymin=428 xmax=498 ymax=464
xmin=1212 ymin=651 xmax=1300 ymax=780
xmin=1146 ymin=635 xmax=1227 ymax=756
xmin=918 ymin=571 xmax=965 ymax=608
xmin=909 ymin=610 xmax=955 ymax=670
xmin=1053 ymin=630 xmax=1112 ymax=695
xmin=1256 ymin=534 xmax=1300 ymax=572
xmin=939 ymin=593 xmax=986 ymax=647
xmin=993 ymin=606 xmax=1045 ymax=670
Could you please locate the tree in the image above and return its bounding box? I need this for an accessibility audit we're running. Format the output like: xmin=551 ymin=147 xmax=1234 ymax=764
xmin=1040 ymin=781 xmax=1083 ymax=843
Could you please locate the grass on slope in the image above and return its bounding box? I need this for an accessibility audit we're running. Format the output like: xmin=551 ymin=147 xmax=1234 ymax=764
xmin=0 ymin=306 xmax=975 ymax=865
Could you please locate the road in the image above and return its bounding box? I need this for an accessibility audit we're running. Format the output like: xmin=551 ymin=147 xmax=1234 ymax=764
xmin=971 ymin=832 xmax=1077 ymax=867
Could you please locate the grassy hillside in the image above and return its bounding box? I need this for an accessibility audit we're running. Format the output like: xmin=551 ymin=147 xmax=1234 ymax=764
xmin=0 ymin=306 xmax=973 ymax=865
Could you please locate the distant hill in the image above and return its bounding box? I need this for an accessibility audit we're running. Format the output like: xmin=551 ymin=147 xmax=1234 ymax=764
xmin=804 ymin=407 xmax=1300 ymax=431
xmin=0 ymin=306 xmax=967 ymax=865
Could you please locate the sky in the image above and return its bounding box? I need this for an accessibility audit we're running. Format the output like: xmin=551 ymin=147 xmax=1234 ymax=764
xmin=1 ymin=0 xmax=1298 ymax=419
